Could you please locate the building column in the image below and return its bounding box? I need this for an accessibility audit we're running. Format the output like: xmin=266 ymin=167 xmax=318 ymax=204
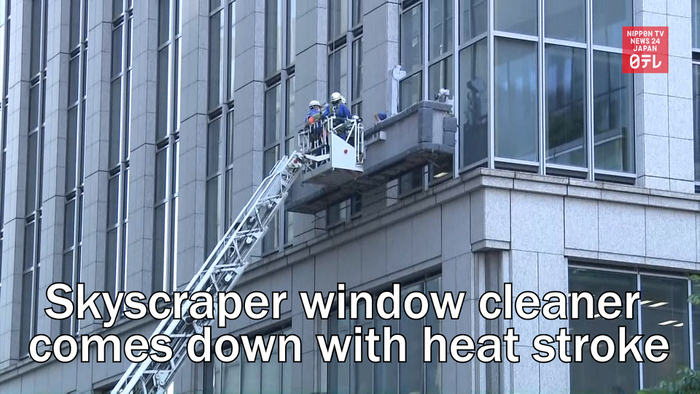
xmin=228 ymin=0 xmax=266 ymax=249
xmin=362 ymin=0 xmax=399 ymax=120
xmin=81 ymin=0 xmax=114 ymax=332
xmin=37 ymin=0 xmax=71 ymax=340
xmin=634 ymin=0 xmax=695 ymax=193
xmin=0 ymin=0 xmax=32 ymax=367
xmin=125 ymin=0 xmax=158 ymax=294
xmin=288 ymin=0 xmax=327 ymax=244
xmin=176 ymin=2 xmax=208 ymax=288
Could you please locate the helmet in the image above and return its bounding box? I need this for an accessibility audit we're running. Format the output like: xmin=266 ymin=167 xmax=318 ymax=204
xmin=309 ymin=100 xmax=321 ymax=108
xmin=330 ymin=92 xmax=342 ymax=103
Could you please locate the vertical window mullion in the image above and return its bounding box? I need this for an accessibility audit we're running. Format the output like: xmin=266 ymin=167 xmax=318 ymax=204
xmin=689 ymin=279 xmax=695 ymax=370
xmin=537 ymin=0 xmax=545 ymax=175
xmin=585 ymin=0 xmax=594 ymax=180
xmin=486 ymin=0 xmax=494 ymax=170
xmin=636 ymin=272 xmax=644 ymax=388
xmin=218 ymin=1 xmax=228 ymax=242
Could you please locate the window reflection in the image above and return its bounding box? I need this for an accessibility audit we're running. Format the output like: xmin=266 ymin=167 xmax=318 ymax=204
xmin=545 ymin=0 xmax=585 ymax=42
xmin=495 ymin=0 xmax=537 ymax=36
xmin=592 ymin=0 xmax=631 ymax=48
xmin=640 ymin=276 xmax=690 ymax=389
xmin=495 ymin=38 xmax=538 ymax=162
xmin=459 ymin=39 xmax=488 ymax=168
xmin=693 ymin=0 xmax=700 ymax=49
xmin=569 ymin=267 xmax=639 ymax=394
xmin=545 ymin=44 xmax=586 ymax=168
xmin=693 ymin=65 xmax=700 ymax=183
xmin=327 ymin=276 xmax=441 ymax=394
xmin=593 ymin=52 xmax=634 ymax=173
xmin=460 ymin=0 xmax=487 ymax=43
xmin=570 ymin=267 xmax=700 ymax=393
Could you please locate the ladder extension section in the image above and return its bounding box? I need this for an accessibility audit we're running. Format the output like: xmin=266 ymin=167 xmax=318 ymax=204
xmin=111 ymin=151 xmax=306 ymax=394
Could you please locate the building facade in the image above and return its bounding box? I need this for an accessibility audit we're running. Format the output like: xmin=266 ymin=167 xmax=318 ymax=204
xmin=0 ymin=0 xmax=699 ymax=393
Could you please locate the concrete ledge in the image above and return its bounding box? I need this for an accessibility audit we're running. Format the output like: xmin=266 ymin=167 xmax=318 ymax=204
xmin=472 ymin=239 xmax=511 ymax=252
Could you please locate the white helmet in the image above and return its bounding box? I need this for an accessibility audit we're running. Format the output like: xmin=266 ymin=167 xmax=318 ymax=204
xmin=309 ymin=100 xmax=321 ymax=108
xmin=331 ymin=92 xmax=342 ymax=103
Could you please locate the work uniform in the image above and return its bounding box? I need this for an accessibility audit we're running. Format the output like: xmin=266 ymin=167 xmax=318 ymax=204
xmin=323 ymin=102 xmax=353 ymax=141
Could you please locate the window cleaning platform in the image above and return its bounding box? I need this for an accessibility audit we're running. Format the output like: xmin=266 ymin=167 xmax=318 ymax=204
xmin=289 ymin=101 xmax=457 ymax=214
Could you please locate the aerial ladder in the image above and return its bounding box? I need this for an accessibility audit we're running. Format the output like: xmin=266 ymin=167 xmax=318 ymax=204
xmin=111 ymin=115 xmax=364 ymax=394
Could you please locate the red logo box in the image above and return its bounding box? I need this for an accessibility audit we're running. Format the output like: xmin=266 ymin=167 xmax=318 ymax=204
xmin=622 ymin=27 xmax=668 ymax=73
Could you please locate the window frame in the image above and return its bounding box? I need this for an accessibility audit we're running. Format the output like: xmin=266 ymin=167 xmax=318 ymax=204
xmin=205 ymin=0 xmax=236 ymax=257
xmin=20 ymin=0 xmax=47 ymax=356
xmin=568 ymin=263 xmax=700 ymax=392
xmin=262 ymin=0 xmax=296 ymax=253
xmin=153 ymin=0 xmax=182 ymax=293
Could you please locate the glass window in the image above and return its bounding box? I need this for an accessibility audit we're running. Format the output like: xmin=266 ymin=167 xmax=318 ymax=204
xmin=66 ymin=107 xmax=78 ymax=191
xmin=205 ymin=177 xmax=220 ymax=255
xmin=593 ymin=51 xmax=634 ymax=173
xmin=695 ymin=65 xmax=700 ymax=182
xmin=262 ymin=146 xmax=279 ymax=252
xmin=692 ymin=279 xmax=700 ymax=368
xmin=19 ymin=272 xmax=33 ymax=352
xmin=207 ymin=118 xmax=221 ymax=176
xmin=400 ymin=283 xmax=425 ymax=393
xmin=495 ymin=0 xmax=537 ymax=36
xmin=25 ymin=132 xmax=37 ymax=211
xmin=328 ymin=275 xmax=441 ymax=394
xmin=23 ymin=223 xmax=35 ymax=271
xmin=68 ymin=57 xmax=79 ymax=104
xmin=159 ymin=0 xmax=170 ymax=45
xmin=29 ymin=0 xmax=42 ymax=76
xmin=329 ymin=0 xmax=348 ymax=40
xmin=264 ymin=85 xmax=281 ymax=147
xmin=429 ymin=0 xmax=453 ymax=60
xmin=228 ymin=0 xmax=236 ymax=99
xmin=209 ymin=10 xmax=222 ymax=109
xmin=459 ymin=39 xmax=488 ymax=168
xmin=694 ymin=0 xmax=700 ymax=49
xmin=401 ymin=4 xmax=422 ymax=75
xmin=212 ymin=329 xmax=293 ymax=394
xmin=153 ymin=203 xmax=166 ymax=291
xmin=352 ymin=38 xmax=362 ymax=99
xmin=69 ymin=0 xmax=80 ymax=48
xmin=352 ymin=0 xmax=362 ymax=26
xmin=328 ymin=47 xmax=348 ymax=97
xmin=640 ymin=276 xmax=691 ymax=389
xmin=460 ymin=0 xmax=487 ymax=43
xmin=111 ymin=25 xmax=123 ymax=78
xmin=287 ymin=0 xmax=295 ymax=64
xmin=109 ymin=77 xmax=122 ymax=165
xmin=399 ymin=167 xmax=423 ymax=196
xmin=286 ymin=76 xmax=295 ymax=135
xmin=570 ymin=267 xmax=700 ymax=393
xmin=545 ymin=44 xmax=586 ymax=168
xmin=399 ymin=72 xmax=422 ymax=112
xmin=265 ymin=0 xmax=282 ymax=75
xmin=592 ymin=0 xmax=631 ymax=48
xmin=569 ymin=268 xmax=639 ymax=393
xmin=545 ymin=0 xmax=585 ymax=43
xmin=157 ymin=47 xmax=169 ymax=139
xmin=326 ymin=201 xmax=347 ymax=226
xmin=428 ymin=56 xmax=453 ymax=101
xmin=495 ymin=38 xmax=538 ymax=162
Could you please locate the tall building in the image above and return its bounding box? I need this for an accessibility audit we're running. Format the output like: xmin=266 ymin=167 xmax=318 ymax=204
xmin=0 ymin=0 xmax=698 ymax=393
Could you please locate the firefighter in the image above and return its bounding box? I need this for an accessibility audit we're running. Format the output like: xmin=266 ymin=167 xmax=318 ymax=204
xmin=323 ymin=92 xmax=352 ymax=142
xmin=306 ymin=100 xmax=323 ymax=149
xmin=322 ymin=92 xmax=351 ymax=119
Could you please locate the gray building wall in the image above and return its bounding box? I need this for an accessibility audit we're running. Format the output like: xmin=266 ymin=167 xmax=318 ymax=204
xmin=0 ymin=0 xmax=698 ymax=393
